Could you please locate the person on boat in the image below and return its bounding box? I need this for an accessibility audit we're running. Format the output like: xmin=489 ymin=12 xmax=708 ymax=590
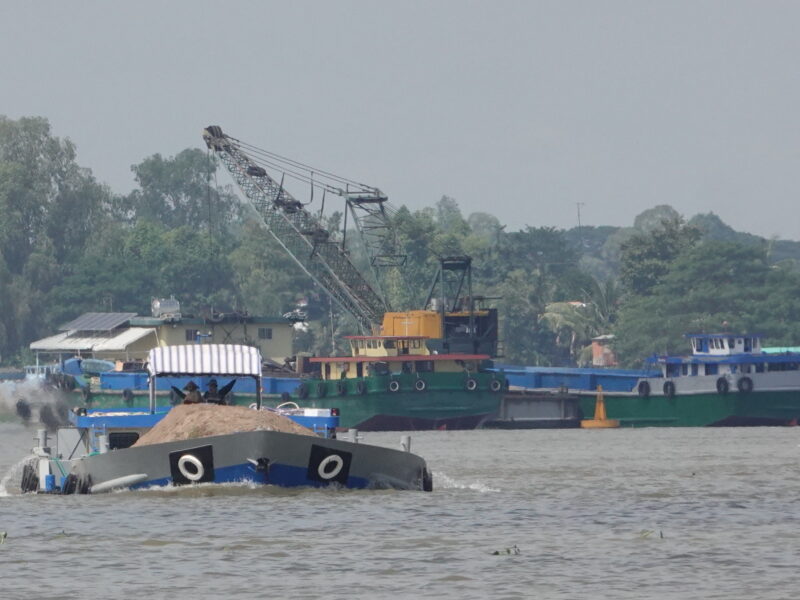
xmin=170 ymin=380 xmax=203 ymax=404
xmin=204 ymin=378 xmax=235 ymax=404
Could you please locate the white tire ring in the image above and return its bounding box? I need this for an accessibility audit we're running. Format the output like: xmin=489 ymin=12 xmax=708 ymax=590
xmin=490 ymin=379 xmax=502 ymax=392
xmin=317 ymin=454 xmax=344 ymax=480
xmin=178 ymin=454 xmax=205 ymax=482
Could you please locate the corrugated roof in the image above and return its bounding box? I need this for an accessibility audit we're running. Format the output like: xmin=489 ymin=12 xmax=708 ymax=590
xmin=30 ymin=332 xmax=95 ymax=352
xmin=147 ymin=344 xmax=262 ymax=377
xmin=93 ymin=328 xmax=156 ymax=351
xmin=60 ymin=312 xmax=138 ymax=332
xmin=30 ymin=327 xmax=156 ymax=352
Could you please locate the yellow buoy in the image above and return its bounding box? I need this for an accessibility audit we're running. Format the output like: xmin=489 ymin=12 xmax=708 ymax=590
xmin=581 ymin=385 xmax=620 ymax=428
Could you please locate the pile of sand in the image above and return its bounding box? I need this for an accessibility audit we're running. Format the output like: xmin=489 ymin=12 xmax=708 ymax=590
xmin=133 ymin=404 xmax=315 ymax=447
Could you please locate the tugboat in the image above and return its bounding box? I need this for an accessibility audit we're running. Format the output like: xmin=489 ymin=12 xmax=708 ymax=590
xmin=18 ymin=344 xmax=432 ymax=494
xmin=293 ymin=335 xmax=507 ymax=430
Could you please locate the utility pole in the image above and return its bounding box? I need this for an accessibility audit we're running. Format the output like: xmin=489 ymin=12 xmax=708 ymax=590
xmin=576 ymin=202 xmax=585 ymax=248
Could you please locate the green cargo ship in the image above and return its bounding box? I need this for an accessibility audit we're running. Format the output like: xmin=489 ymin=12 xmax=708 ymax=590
xmin=293 ymin=335 xmax=506 ymax=430
xmin=576 ymin=333 xmax=800 ymax=427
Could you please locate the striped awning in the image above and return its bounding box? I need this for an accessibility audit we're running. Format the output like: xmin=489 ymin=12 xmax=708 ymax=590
xmin=147 ymin=344 xmax=262 ymax=377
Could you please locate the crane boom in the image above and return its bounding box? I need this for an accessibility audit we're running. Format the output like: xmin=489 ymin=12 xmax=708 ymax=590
xmin=202 ymin=126 xmax=387 ymax=332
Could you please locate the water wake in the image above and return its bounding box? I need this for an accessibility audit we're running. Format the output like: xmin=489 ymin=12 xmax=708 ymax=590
xmin=433 ymin=471 xmax=500 ymax=493
xmin=0 ymin=454 xmax=36 ymax=497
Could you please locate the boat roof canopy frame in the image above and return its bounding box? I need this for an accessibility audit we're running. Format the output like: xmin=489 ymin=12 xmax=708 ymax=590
xmin=147 ymin=344 xmax=263 ymax=412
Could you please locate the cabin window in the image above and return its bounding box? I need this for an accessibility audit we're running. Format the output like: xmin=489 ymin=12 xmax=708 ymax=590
xmin=728 ymin=338 xmax=735 ymax=349
xmin=705 ymin=364 xmax=718 ymax=375
xmin=691 ymin=364 xmax=698 ymax=376
xmin=108 ymin=432 xmax=139 ymax=450
xmin=258 ymin=327 xmax=272 ymax=340
xmin=185 ymin=329 xmax=199 ymax=342
xmin=755 ymin=363 xmax=765 ymax=373
xmin=384 ymin=340 xmax=395 ymax=349
xmin=412 ymin=340 xmax=420 ymax=349
xmin=416 ymin=360 xmax=434 ymax=373
xmin=370 ymin=361 xmax=389 ymax=376
xmin=667 ymin=364 xmax=680 ymax=377
xmin=681 ymin=364 xmax=688 ymax=375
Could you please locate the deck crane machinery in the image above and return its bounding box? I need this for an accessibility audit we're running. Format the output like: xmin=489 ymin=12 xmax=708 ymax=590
xmin=203 ymin=126 xmax=499 ymax=355
xmin=202 ymin=125 xmax=401 ymax=333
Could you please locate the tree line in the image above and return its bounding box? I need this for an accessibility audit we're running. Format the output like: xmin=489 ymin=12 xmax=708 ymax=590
xmin=2 ymin=115 xmax=800 ymax=367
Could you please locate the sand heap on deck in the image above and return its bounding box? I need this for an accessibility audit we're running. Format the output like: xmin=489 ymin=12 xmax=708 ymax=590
xmin=133 ymin=404 xmax=315 ymax=447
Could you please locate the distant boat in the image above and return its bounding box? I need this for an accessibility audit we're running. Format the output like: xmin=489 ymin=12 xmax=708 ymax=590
xmin=502 ymin=333 xmax=800 ymax=427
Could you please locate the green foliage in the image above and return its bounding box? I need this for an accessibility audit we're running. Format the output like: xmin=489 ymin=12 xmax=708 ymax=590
xmin=613 ymin=241 xmax=800 ymax=365
xmin=619 ymin=216 xmax=701 ymax=296
xmin=5 ymin=114 xmax=800 ymax=369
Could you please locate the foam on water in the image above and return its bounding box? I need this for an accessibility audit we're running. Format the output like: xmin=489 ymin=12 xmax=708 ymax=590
xmin=0 ymin=453 xmax=36 ymax=497
xmin=433 ymin=471 xmax=500 ymax=493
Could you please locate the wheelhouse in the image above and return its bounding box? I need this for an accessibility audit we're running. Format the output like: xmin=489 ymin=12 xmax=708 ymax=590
xmin=649 ymin=333 xmax=799 ymax=379
xmin=310 ymin=335 xmax=489 ymax=381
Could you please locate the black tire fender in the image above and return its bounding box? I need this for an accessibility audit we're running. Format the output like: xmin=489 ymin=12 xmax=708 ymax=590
xmin=737 ymin=376 xmax=753 ymax=393
xmin=297 ymin=382 xmax=310 ymax=400
xmin=638 ymin=380 xmax=651 ymax=397
xmin=716 ymin=377 xmax=729 ymax=395
xmin=663 ymin=380 xmax=676 ymax=398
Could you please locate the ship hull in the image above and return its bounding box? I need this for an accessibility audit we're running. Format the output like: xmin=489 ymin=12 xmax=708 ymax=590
xmin=38 ymin=430 xmax=431 ymax=493
xmin=578 ymin=389 xmax=800 ymax=427
xmin=296 ymin=372 xmax=504 ymax=431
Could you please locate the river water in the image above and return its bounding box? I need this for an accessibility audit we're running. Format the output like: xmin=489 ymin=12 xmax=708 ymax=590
xmin=0 ymin=420 xmax=797 ymax=600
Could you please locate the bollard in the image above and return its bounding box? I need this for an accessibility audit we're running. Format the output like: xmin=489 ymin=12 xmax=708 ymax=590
xmin=400 ymin=435 xmax=411 ymax=452
xmin=348 ymin=429 xmax=360 ymax=443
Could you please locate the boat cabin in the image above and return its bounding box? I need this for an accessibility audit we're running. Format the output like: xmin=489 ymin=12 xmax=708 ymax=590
xmin=688 ymin=334 xmax=762 ymax=356
xmin=650 ymin=333 xmax=799 ymax=379
xmin=311 ymin=335 xmax=489 ymax=381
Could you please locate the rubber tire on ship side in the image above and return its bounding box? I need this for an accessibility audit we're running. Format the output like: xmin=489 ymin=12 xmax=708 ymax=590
xmin=422 ymin=468 xmax=433 ymax=492
xmin=388 ymin=380 xmax=400 ymax=393
xmin=490 ymin=379 xmax=502 ymax=393
xmin=465 ymin=378 xmax=478 ymax=392
xmin=716 ymin=377 xmax=729 ymax=395
xmin=122 ymin=388 xmax=134 ymax=406
xmin=336 ymin=381 xmax=347 ymax=396
xmin=297 ymin=383 xmax=309 ymax=400
xmin=20 ymin=463 xmax=38 ymax=494
xmin=415 ymin=379 xmax=427 ymax=392
xmin=77 ymin=475 xmax=92 ymax=495
xmin=316 ymin=382 xmax=327 ymax=398
xmin=737 ymin=376 xmax=754 ymax=394
xmin=60 ymin=473 xmax=78 ymax=495
xmin=356 ymin=381 xmax=367 ymax=395
xmin=663 ymin=380 xmax=676 ymax=398
xmin=637 ymin=381 xmax=651 ymax=398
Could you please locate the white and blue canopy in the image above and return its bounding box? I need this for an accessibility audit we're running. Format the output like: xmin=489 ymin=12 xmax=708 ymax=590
xmin=147 ymin=344 xmax=262 ymax=378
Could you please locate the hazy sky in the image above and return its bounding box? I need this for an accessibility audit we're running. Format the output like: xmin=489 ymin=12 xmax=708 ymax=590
xmin=2 ymin=1 xmax=799 ymax=239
